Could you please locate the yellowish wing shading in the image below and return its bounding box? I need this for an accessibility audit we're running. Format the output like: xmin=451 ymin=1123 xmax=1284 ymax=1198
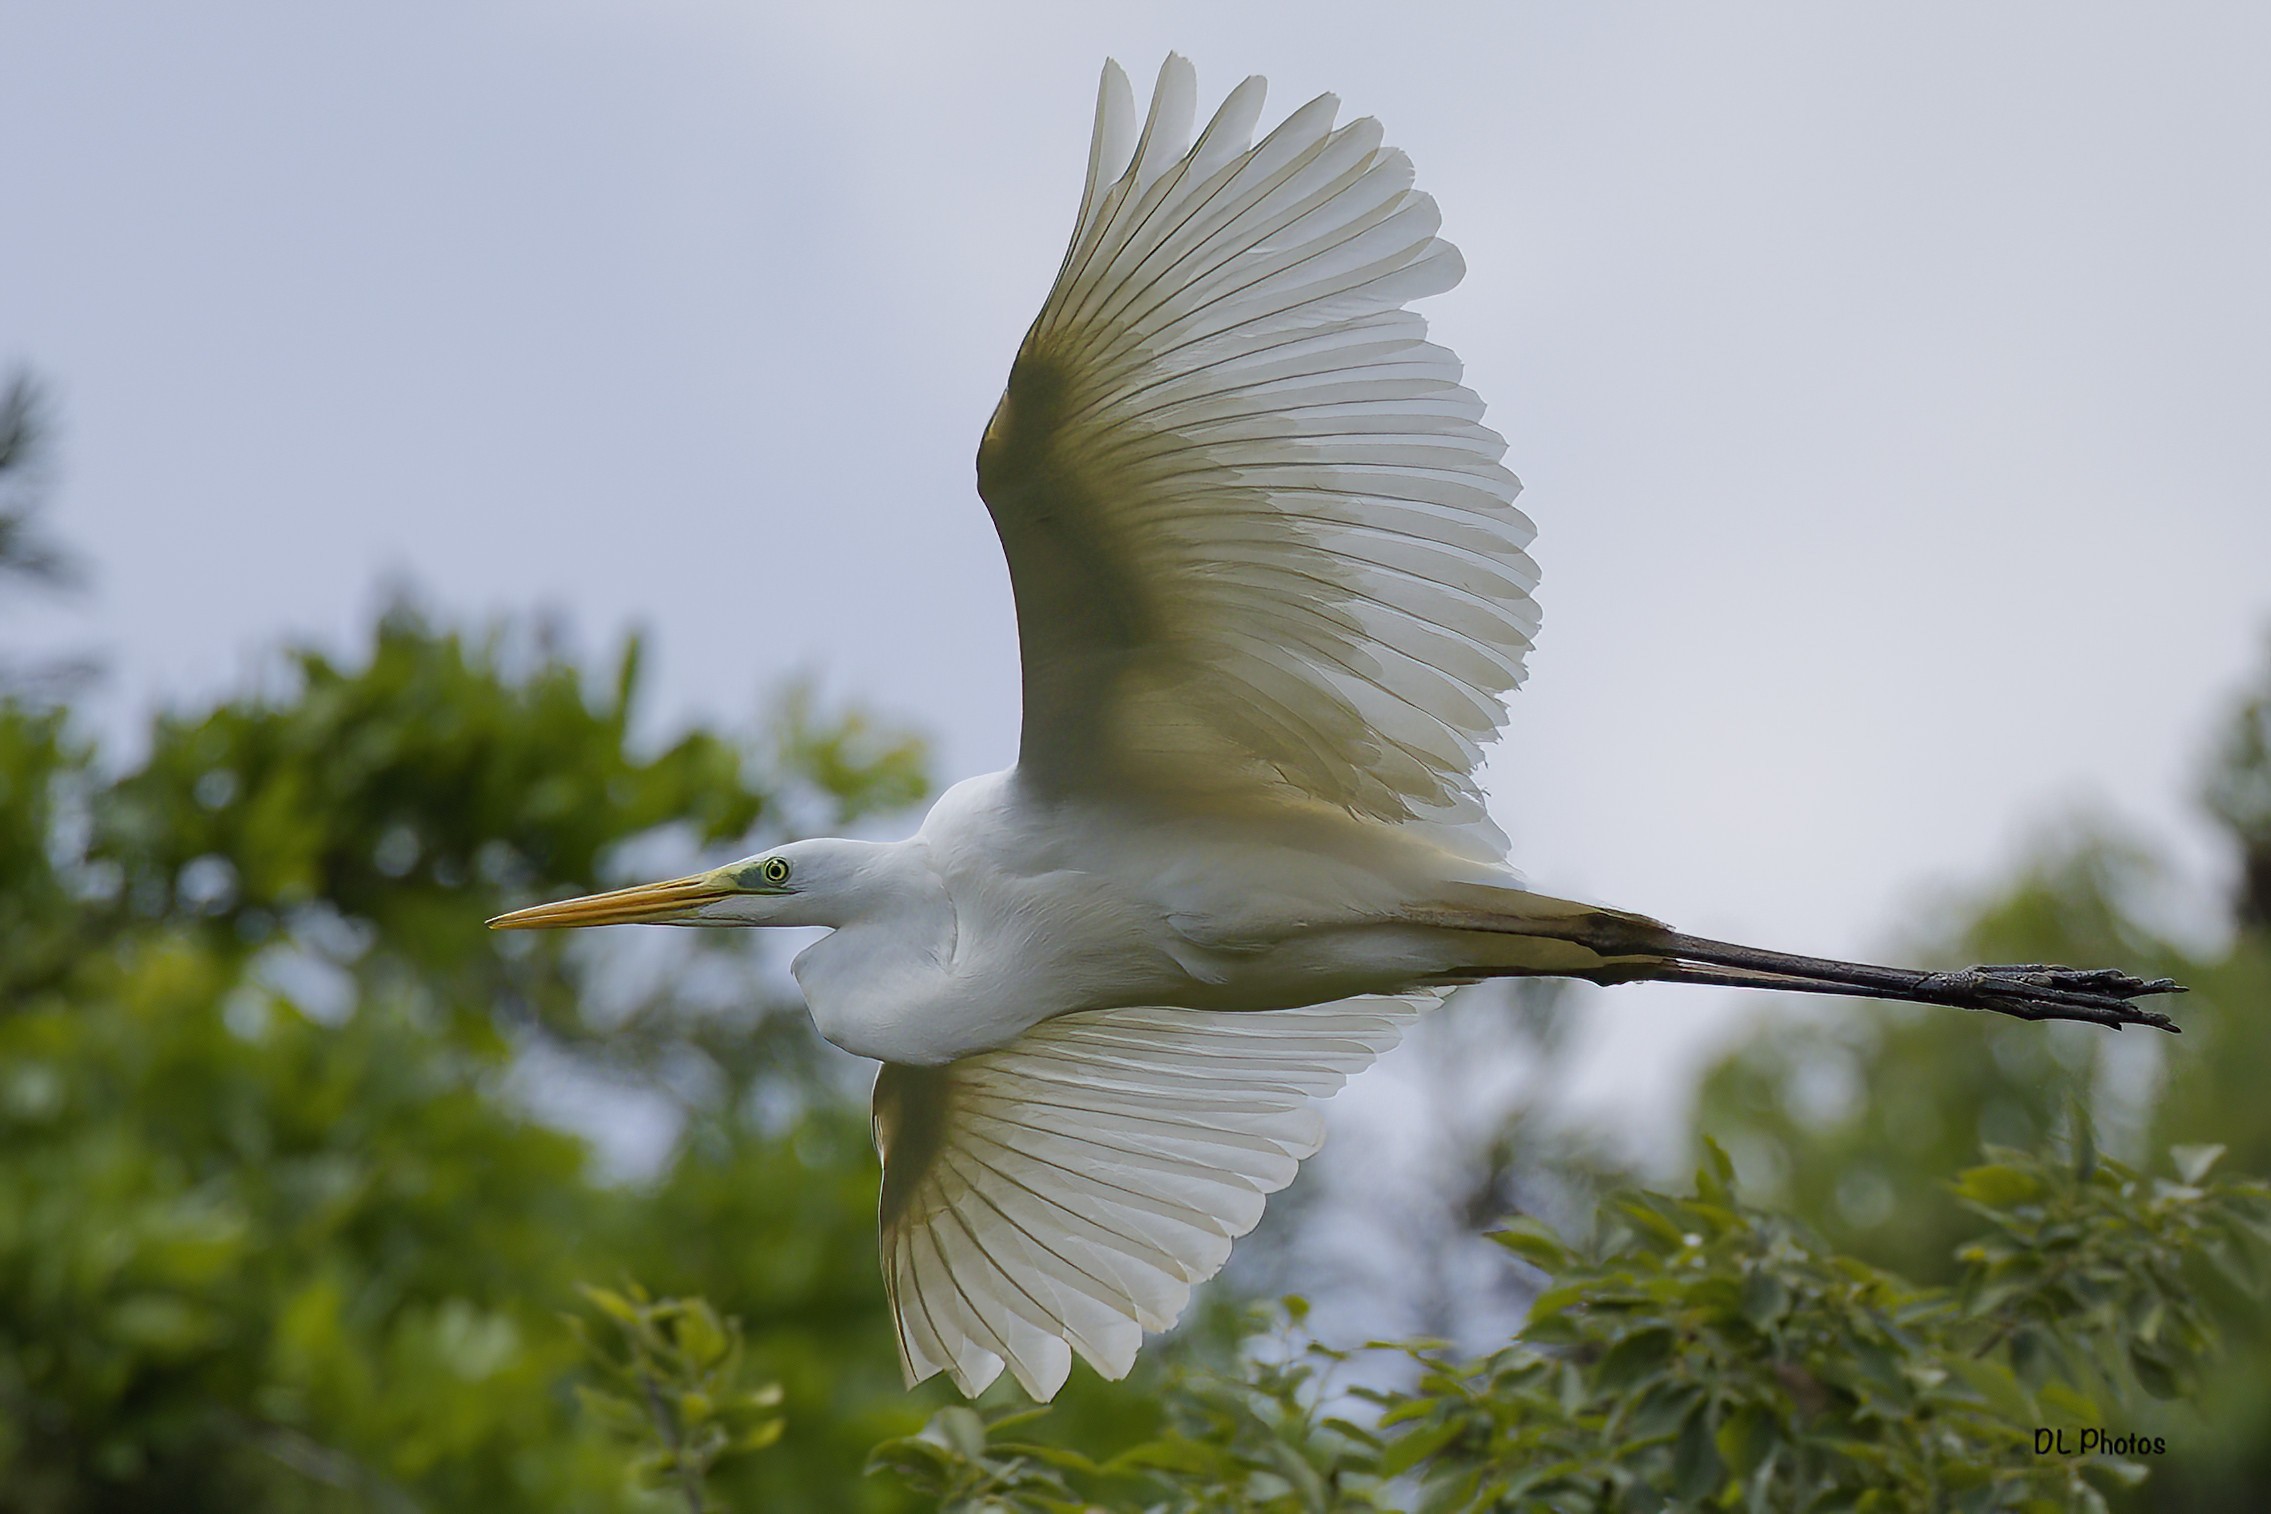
xmin=978 ymin=56 xmax=1536 ymax=855
xmin=870 ymin=994 xmax=1436 ymax=1399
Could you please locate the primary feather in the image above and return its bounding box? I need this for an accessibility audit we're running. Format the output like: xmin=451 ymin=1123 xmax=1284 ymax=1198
xmin=976 ymin=54 xmax=1537 ymax=862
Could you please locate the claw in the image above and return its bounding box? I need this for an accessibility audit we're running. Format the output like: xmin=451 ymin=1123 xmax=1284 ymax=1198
xmin=1940 ymin=962 xmax=2186 ymax=1033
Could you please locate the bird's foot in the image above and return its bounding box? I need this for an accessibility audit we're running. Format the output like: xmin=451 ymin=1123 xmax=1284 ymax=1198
xmin=1915 ymin=963 xmax=2186 ymax=1033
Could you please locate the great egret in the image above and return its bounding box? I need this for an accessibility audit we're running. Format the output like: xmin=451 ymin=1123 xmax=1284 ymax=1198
xmin=491 ymin=56 xmax=2181 ymax=1402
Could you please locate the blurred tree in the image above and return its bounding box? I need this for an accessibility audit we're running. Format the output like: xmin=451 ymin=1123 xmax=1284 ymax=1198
xmin=572 ymin=1284 xmax=786 ymax=1509
xmin=1687 ymin=632 xmax=2271 ymax=1509
xmin=0 ymin=372 xmax=76 ymax=592
xmin=0 ymin=371 xmax=90 ymax=703
xmin=877 ymin=1138 xmax=2271 ymax=1511
xmin=2203 ymin=642 xmax=2271 ymax=934
xmin=0 ymin=379 xmax=964 ymax=1509
xmin=0 ymin=596 xmax=947 ymax=1510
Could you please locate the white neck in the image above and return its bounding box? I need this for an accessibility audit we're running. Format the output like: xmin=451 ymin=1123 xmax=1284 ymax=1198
xmin=784 ymin=838 xmax=958 ymax=1060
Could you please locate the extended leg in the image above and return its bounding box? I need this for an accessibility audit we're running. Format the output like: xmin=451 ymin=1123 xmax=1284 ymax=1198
xmin=1418 ymin=899 xmax=2185 ymax=1033
xmin=1636 ymin=939 xmax=2183 ymax=1031
xmin=1609 ymin=927 xmax=2184 ymax=1033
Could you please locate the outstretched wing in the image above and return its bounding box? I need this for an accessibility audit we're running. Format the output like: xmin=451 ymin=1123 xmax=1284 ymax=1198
xmin=978 ymin=56 xmax=1536 ymax=851
xmin=871 ymin=994 xmax=1436 ymax=1400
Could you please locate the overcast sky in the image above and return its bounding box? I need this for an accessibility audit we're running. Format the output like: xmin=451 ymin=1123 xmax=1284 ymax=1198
xmin=7 ymin=2 xmax=2268 ymax=1129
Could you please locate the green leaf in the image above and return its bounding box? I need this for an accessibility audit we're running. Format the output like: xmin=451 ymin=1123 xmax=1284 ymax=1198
xmin=2090 ymin=1456 xmax=2151 ymax=1489
xmin=579 ymin=1284 xmax=639 ymax=1324
xmin=1698 ymin=1134 xmax=1736 ymax=1201
xmin=1629 ymin=1383 xmax=1703 ymax=1440
xmin=933 ymin=1406 xmax=988 ymax=1461
xmin=673 ymin=1301 xmax=729 ymax=1368
xmin=2128 ymin=1341 xmax=2182 ymax=1400
xmin=2008 ymin=1325 xmax=2051 ymax=1387
xmin=2039 ymin=1381 xmax=2105 ymax=1423
xmin=1320 ymin=1414 xmax=1384 ymax=1450
xmin=1595 ymin=1327 xmax=1676 ymax=1393
xmin=1527 ymin=1281 xmax=1595 ymax=1323
xmin=865 ymin=1437 xmax=955 ymax=1479
xmin=1613 ymin=1192 xmax=1697 ymax=1249
xmin=1740 ymin=1268 xmax=1790 ymax=1330
xmin=1954 ymin=1163 xmax=2043 ymax=1209
xmin=1716 ymin=1403 xmax=1779 ymax=1480
xmin=1673 ymin=1400 xmax=1725 ymax=1502
xmin=2171 ymin=1143 xmax=2226 ymax=1184
xmin=1491 ymin=1216 xmax=1570 ymax=1273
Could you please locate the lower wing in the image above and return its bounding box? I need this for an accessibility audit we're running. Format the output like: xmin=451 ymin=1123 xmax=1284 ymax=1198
xmin=870 ymin=992 xmax=1437 ymax=1399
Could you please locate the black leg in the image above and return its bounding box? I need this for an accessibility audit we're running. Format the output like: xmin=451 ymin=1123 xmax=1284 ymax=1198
xmin=1636 ymin=931 xmax=2184 ymax=1033
xmin=1414 ymin=900 xmax=2187 ymax=1033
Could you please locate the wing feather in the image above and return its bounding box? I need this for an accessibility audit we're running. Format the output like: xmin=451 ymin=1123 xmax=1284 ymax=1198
xmin=871 ymin=993 xmax=1434 ymax=1399
xmin=979 ymin=57 xmax=1534 ymax=859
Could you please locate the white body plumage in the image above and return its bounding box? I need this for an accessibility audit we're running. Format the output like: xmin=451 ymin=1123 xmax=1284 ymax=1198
xmin=773 ymin=773 xmax=1571 ymax=1067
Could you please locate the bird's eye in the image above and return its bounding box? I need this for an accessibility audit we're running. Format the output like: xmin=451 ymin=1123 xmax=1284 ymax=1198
xmin=760 ymin=857 xmax=792 ymax=886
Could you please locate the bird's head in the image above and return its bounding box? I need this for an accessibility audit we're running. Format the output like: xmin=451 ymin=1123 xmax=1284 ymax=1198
xmin=487 ymin=839 xmax=859 ymax=932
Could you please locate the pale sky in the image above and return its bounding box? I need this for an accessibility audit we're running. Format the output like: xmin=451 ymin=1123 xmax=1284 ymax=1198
xmin=7 ymin=2 xmax=2269 ymax=1132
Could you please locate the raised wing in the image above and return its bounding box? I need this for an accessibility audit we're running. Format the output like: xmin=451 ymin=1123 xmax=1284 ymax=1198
xmin=871 ymin=994 xmax=1435 ymax=1399
xmin=978 ymin=56 xmax=1537 ymax=849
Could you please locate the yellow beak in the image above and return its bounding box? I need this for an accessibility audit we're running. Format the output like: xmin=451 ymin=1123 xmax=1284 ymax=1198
xmin=487 ymin=874 xmax=733 ymax=931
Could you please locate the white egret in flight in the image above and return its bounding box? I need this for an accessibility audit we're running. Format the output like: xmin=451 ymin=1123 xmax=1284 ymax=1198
xmin=493 ymin=57 xmax=2181 ymax=1402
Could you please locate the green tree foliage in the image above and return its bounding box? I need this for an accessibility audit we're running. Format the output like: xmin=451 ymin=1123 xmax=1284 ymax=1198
xmin=0 ymin=373 xmax=75 ymax=592
xmin=874 ymin=1140 xmax=2271 ymax=1511
xmin=0 ymin=560 xmax=939 ymax=1507
xmin=0 ymin=371 xmax=88 ymax=703
xmin=573 ymin=1284 xmax=786 ymax=1510
xmin=2204 ymin=643 xmax=2271 ymax=934
xmin=1684 ymin=633 xmax=2271 ymax=1507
